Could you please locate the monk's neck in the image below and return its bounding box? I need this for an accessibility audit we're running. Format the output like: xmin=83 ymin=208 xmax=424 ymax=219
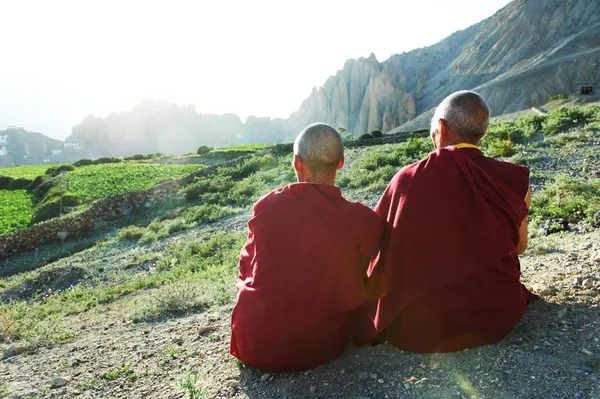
xmin=296 ymin=174 xmax=336 ymax=186
xmin=439 ymin=139 xmax=480 ymax=148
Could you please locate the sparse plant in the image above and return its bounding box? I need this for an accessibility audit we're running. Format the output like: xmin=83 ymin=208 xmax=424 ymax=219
xmin=105 ymin=364 xmax=136 ymax=381
xmin=0 ymin=381 xmax=13 ymax=398
xmin=176 ymin=368 xmax=203 ymax=399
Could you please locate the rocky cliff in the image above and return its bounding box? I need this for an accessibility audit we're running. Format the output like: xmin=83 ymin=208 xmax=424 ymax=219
xmin=288 ymin=0 xmax=600 ymax=134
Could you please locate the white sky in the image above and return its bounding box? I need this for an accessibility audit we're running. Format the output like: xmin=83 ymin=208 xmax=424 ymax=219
xmin=0 ymin=0 xmax=512 ymax=140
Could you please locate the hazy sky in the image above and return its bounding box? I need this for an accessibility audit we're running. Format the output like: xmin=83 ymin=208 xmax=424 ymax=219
xmin=0 ymin=0 xmax=512 ymax=140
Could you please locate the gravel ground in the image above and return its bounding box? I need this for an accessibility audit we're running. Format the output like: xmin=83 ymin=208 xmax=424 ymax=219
xmin=1 ymin=226 xmax=600 ymax=399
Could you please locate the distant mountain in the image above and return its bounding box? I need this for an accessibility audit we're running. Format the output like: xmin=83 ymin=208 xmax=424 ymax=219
xmin=287 ymin=0 xmax=600 ymax=134
xmin=64 ymin=100 xmax=293 ymax=157
xmin=0 ymin=128 xmax=64 ymax=167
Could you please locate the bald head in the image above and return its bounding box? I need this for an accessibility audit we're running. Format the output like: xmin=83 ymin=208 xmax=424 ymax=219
xmin=431 ymin=91 xmax=490 ymax=143
xmin=294 ymin=123 xmax=344 ymax=174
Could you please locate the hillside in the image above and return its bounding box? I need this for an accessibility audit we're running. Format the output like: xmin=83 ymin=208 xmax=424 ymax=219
xmin=289 ymin=0 xmax=600 ymax=135
xmin=0 ymin=105 xmax=600 ymax=398
xmin=0 ymin=128 xmax=64 ymax=167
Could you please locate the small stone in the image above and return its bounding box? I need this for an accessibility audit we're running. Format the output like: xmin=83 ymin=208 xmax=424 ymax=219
xmin=2 ymin=345 xmax=26 ymax=359
xmin=592 ymin=252 xmax=600 ymax=262
xmin=404 ymin=382 xmax=411 ymax=390
xmin=358 ymin=372 xmax=369 ymax=381
xmin=532 ymin=284 xmax=552 ymax=296
xmin=581 ymin=348 xmax=594 ymax=356
xmin=573 ymin=277 xmax=583 ymax=287
xmin=378 ymin=379 xmax=384 ymax=384
xmin=310 ymin=386 xmax=316 ymax=394
xmin=51 ymin=377 xmax=69 ymax=388
xmin=583 ymin=279 xmax=594 ymax=289
xmin=144 ymin=201 xmax=152 ymax=208
xmin=260 ymin=373 xmax=271 ymax=382
xmin=370 ymin=372 xmax=378 ymax=379
xmin=581 ymin=366 xmax=594 ymax=373
xmin=569 ymin=252 xmax=579 ymax=260
xmin=578 ymin=242 xmax=593 ymax=250
xmin=557 ymin=308 xmax=567 ymax=319
xmin=56 ymin=231 xmax=69 ymax=241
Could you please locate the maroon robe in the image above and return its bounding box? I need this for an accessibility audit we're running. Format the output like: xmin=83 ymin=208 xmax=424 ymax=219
xmin=355 ymin=146 xmax=535 ymax=352
xmin=231 ymin=183 xmax=385 ymax=371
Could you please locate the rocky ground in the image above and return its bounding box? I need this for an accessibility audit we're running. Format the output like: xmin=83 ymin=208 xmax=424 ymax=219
xmin=1 ymin=222 xmax=600 ymax=399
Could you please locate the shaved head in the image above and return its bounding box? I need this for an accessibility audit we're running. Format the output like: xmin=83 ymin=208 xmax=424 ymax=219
xmin=431 ymin=90 xmax=490 ymax=142
xmin=294 ymin=123 xmax=344 ymax=174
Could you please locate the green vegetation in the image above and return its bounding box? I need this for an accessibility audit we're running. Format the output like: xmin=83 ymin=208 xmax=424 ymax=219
xmin=0 ymin=164 xmax=59 ymax=180
xmin=68 ymin=163 xmax=204 ymax=200
xmin=530 ymin=175 xmax=600 ymax=225
xmin=176 ymin=369 xmax=203 ymax=399
xmin=0 ymin=381 xmax=13 ymax=398
xmin=337 ymin=138 xmax=431 ymax=192
xmin=105 ymin=364 xmax=136 ymax=381
xmin=0 ymin=190 xmax=35 ymax=234
xmin=546 ymin=94 xmax=566 ymax=103
xmin=0 ymin=232 xmax=244 ymax=347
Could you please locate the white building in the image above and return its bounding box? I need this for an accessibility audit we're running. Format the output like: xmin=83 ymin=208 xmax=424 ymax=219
xmin=0 ymin=135 xmax=7 ymax=145
xmin=0 ymin=147 xmax=7 ymax=156
xmin=51 ymin=149 xmax=63 ymax=155
xmin=63 ymin=142 xmax=82 ymax=149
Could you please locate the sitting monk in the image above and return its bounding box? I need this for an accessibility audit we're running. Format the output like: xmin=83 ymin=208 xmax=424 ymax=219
xmin=230 ymin=123 xmax=385 ymax=371
xmin=355 ymin=91 xmax=537 ymax=353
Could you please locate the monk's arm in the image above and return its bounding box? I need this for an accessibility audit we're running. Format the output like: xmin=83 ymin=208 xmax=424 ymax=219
xmin=516 ymin=187 xmax=531 ymax=255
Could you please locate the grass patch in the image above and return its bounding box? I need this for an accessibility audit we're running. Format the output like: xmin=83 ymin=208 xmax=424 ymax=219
xmin=0 ymin=232 xmax=244 ymax=347
xmin=0 ymin=164 xmax=60 ymax=180
xmin=0 ymin=190 xmax=35 ymax=234
xmin=68 ymin=163 xmax=204 ymax=200
xmin=130 ymin=281 xmax=208 ymax=323
xmin=531 ymin=175 xmax=600 ymax=224
xmin=176 ymin=369 xmax=204 ymax=399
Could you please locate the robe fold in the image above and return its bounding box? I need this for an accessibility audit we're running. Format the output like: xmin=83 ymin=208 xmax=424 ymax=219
xmin=355 ymin=146 xmax=535 ymax=352
xmin=231 ymin=183 xmax=385 ymax=371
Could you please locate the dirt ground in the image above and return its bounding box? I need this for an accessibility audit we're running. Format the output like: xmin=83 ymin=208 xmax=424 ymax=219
xmin=2 ymin=224 xmax=600 ymax=399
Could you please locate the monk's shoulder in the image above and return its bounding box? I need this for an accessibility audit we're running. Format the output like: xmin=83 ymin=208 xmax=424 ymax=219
xmin=252 ymin=186 xmax=292 ymax=214
xmin=388 ymin=157 xmax=428 ymax=187
xmin=476 ymin=156 xmax=530 ymax=196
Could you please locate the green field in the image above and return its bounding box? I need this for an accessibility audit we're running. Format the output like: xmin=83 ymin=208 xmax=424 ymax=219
xmin=0 ymin=190 xmax=35 ymax=234
xmin=0 ymin=164 xmax=59 ymax=180
xmin=67 ymin=163 xmax=205 ymax=200
xmin=217 ymin=143 xmax=271 ymax=152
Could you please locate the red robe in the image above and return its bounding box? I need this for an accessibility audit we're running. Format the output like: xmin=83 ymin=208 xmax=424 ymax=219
xmin=355 ymin=146 xmax=535 ymax=352
xmin=230 ymin=183 xmax=385 ymax=371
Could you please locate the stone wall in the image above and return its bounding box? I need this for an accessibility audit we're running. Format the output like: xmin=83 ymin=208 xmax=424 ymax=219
xmin=0 ymin=154 xmax=255 ymax=258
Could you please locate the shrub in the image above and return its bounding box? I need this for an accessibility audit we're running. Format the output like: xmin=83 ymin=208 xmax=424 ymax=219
xmin=531 ymin=175 xmax=600 ymax=224
xmin=45 ymin=168 xmax=56 ymax=176
xmin=91 ymin=157 xmax=122 ymax=165
xmin=124 ymin=154 xmax=153 ymax=161
xmin=8 ymin=178 xmax=34 ymax=190
xmin=222 ymin=154 xmax=278 ymax=180
xmin=197 ymin=146 xmax=213 ymax=155
xmin=541 ymin=106 xmax=598 ymax=135
xmin=371 ymin=130 xmax=383 ymax=138
xmin=117 ymin=226 xmax=148 ymax=241
xmin=184 ymin=176 xmax=234 ymax=201
xmin=26 ymin=175 xmax=46 ymax=191
xmin=50 ymin=164 xmax=76 ymax=176
xmin=546 ymin=94 xmax=566 ymax=103
xmin=358 ymin=133 xmax=374 ymax=140
xmin=483 ymin=138 xmax=515 ymax=158
xmin=31 ymin=192 xmax=83 ymax=224
xmin=0 ymin=176 xmax=14 ymax=190
xmin=181 ymin=204 xmax=237 ymax=224
xmin=33 ymin=178 xmax=56 ymax=198
xmin=73 ymin=159 xmax=93 ymax=167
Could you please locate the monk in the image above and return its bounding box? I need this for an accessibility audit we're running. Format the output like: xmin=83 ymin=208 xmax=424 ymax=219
xmin=355 ymin=91 xmax=537 ymax=353
xmin=230 ymin=123 xmax=385 ymax=371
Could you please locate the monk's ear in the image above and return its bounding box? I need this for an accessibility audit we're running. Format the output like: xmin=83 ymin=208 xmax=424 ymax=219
xmin=292 ymin=154 xmax=303 ymax=173
xmin=336 ymin=158 xmax=344 ymax=170
xmin=438 ymin=118 xmax=450 ymax=146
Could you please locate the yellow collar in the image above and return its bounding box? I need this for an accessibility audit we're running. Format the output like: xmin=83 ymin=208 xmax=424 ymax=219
xmin=455 ymin=143 xmax=480 ymax=150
